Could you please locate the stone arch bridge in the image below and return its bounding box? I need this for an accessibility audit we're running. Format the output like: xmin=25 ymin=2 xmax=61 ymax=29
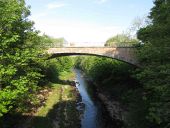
xmin=47 ymin=47 xmax=138 ymax=66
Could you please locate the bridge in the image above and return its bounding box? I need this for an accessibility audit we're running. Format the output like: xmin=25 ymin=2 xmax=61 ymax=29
xmin=47 ymin=47 xmax=138 ymax=66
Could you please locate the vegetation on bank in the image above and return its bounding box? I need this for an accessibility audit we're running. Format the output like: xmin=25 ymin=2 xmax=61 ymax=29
xmin=29 ymin=71 xmax=80 ymax=128
xmin=75 ymin=56 xmax=139 ymax=127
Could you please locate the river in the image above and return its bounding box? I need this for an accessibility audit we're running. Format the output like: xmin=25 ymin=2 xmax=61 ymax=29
xmin=74 ymin=69 xmax=105 ymax=128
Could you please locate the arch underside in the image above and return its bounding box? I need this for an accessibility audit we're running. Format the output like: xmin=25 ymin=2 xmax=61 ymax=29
xmin=49 ymin=53 xmax=137 ymax=66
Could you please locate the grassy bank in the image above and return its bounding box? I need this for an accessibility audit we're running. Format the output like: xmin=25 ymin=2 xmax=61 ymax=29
xmin=29 ymin=71 xmax=80 ymax=128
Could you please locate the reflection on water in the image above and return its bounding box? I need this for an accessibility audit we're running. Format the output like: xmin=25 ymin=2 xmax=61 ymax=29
xmin=74 ymin=69 xmax=104 ymax=128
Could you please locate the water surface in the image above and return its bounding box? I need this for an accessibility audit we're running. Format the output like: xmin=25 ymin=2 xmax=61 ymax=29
xmin=74 ymin=69 xmax=104 ymax=128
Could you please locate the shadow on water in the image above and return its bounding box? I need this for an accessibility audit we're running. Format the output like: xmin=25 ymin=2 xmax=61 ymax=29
xmin=0 ymin=99 xmax=80 ymax=128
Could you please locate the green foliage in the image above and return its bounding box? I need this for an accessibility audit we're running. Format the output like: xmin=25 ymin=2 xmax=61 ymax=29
xmin=136 ymin=0 xmax=170 ymax=127
xmin=38 ymin=34 xmax=67 ymax=48
xmin=44 ymin=57 xmax=73 ymax=82
xmin=0 ymin=0 xmax=72 ymax=119
xmin=105 ymin=34 xmax=139 ymax=47
xmin=75 ymin=56 xmax=137 ymax=99
xmin=0 ymin=0 xmax=46 ymax=117
xmin=75 ymin=56 xmax=149 ymax=127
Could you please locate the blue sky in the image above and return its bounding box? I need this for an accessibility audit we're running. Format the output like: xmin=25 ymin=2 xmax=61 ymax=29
xmin=26 ymin=0 xmax=154 ymax=45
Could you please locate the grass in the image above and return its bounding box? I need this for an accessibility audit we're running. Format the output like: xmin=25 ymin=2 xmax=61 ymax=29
xmin=59 ymin=71 xmax=75 ymax=81
xmin=30 ymin=84 xmax=62 ymax=128
xmin=29 ymin=71 xmax=80 ymax=128
xmin=36 ymin=84 xmax=61 ymax=117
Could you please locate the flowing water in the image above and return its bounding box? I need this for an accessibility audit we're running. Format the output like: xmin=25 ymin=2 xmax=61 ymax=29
xmin=74 ymin=69 xmax=105 ymax=128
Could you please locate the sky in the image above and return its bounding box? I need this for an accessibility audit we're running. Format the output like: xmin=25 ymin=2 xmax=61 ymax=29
xmin=26 ymin=0 xmax=154 ymax=46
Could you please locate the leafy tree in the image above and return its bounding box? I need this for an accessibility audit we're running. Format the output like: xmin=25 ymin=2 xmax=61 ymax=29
xmin=127 ymin=16 xmax=151 ymax=39
xmin=136 ymin=0 xmax=170 ymax=127
xmin=38 ymin=34 xmax=67 ymax=48
xmin=45 ymin=57 xmax=73 ymax=82
xmin=0 ymin=0 xmax=45 ymax=116
xmin=105 ymin=16 xmax=151 ymax=47
xmin=105 ymin=34 xmax=138 ymax=47
xmin=0 ymin=1 xmax=74 ymax=128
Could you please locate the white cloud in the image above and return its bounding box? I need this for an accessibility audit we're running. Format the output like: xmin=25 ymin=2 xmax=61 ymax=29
xmin=47 ymin=3 xmax=66 ymax=9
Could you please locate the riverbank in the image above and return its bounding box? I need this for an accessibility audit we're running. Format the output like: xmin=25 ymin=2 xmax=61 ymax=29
xmin=2 ymin=71 xmax=82 ymax=128
xmin=96 ymin=88 xmax=127 ymax=127
xmin=28 ymin=71 xmax=81 ymax=128
xmin=2 ymin=68 xmax=122 ymax=128
xmin=29 ymin=84 xmax=80 ymax=128
xmin=73 ymin=68 xmax=123 ymax=128
xmin=74 ymin=56 xmax=139 ymax=128
xmin=84 ymin=76 xmax=126 ymax=128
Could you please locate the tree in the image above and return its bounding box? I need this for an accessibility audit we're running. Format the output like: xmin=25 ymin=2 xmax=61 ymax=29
xmin=137 ymin=0 xmax=170 ymax=127
xmin=0 ymin=0 xmax=44 ymax=116
xmin=127 ymin=16 xmax=151 ymax=39
xmin=105 ymin=34 xmax=138 ymax=47
xmin=38 ymin=34 xmax=67 ymax=48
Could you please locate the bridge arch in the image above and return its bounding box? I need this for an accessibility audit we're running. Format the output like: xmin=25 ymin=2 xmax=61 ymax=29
xmin=47 ymin=47 xmax=138 ymax=66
